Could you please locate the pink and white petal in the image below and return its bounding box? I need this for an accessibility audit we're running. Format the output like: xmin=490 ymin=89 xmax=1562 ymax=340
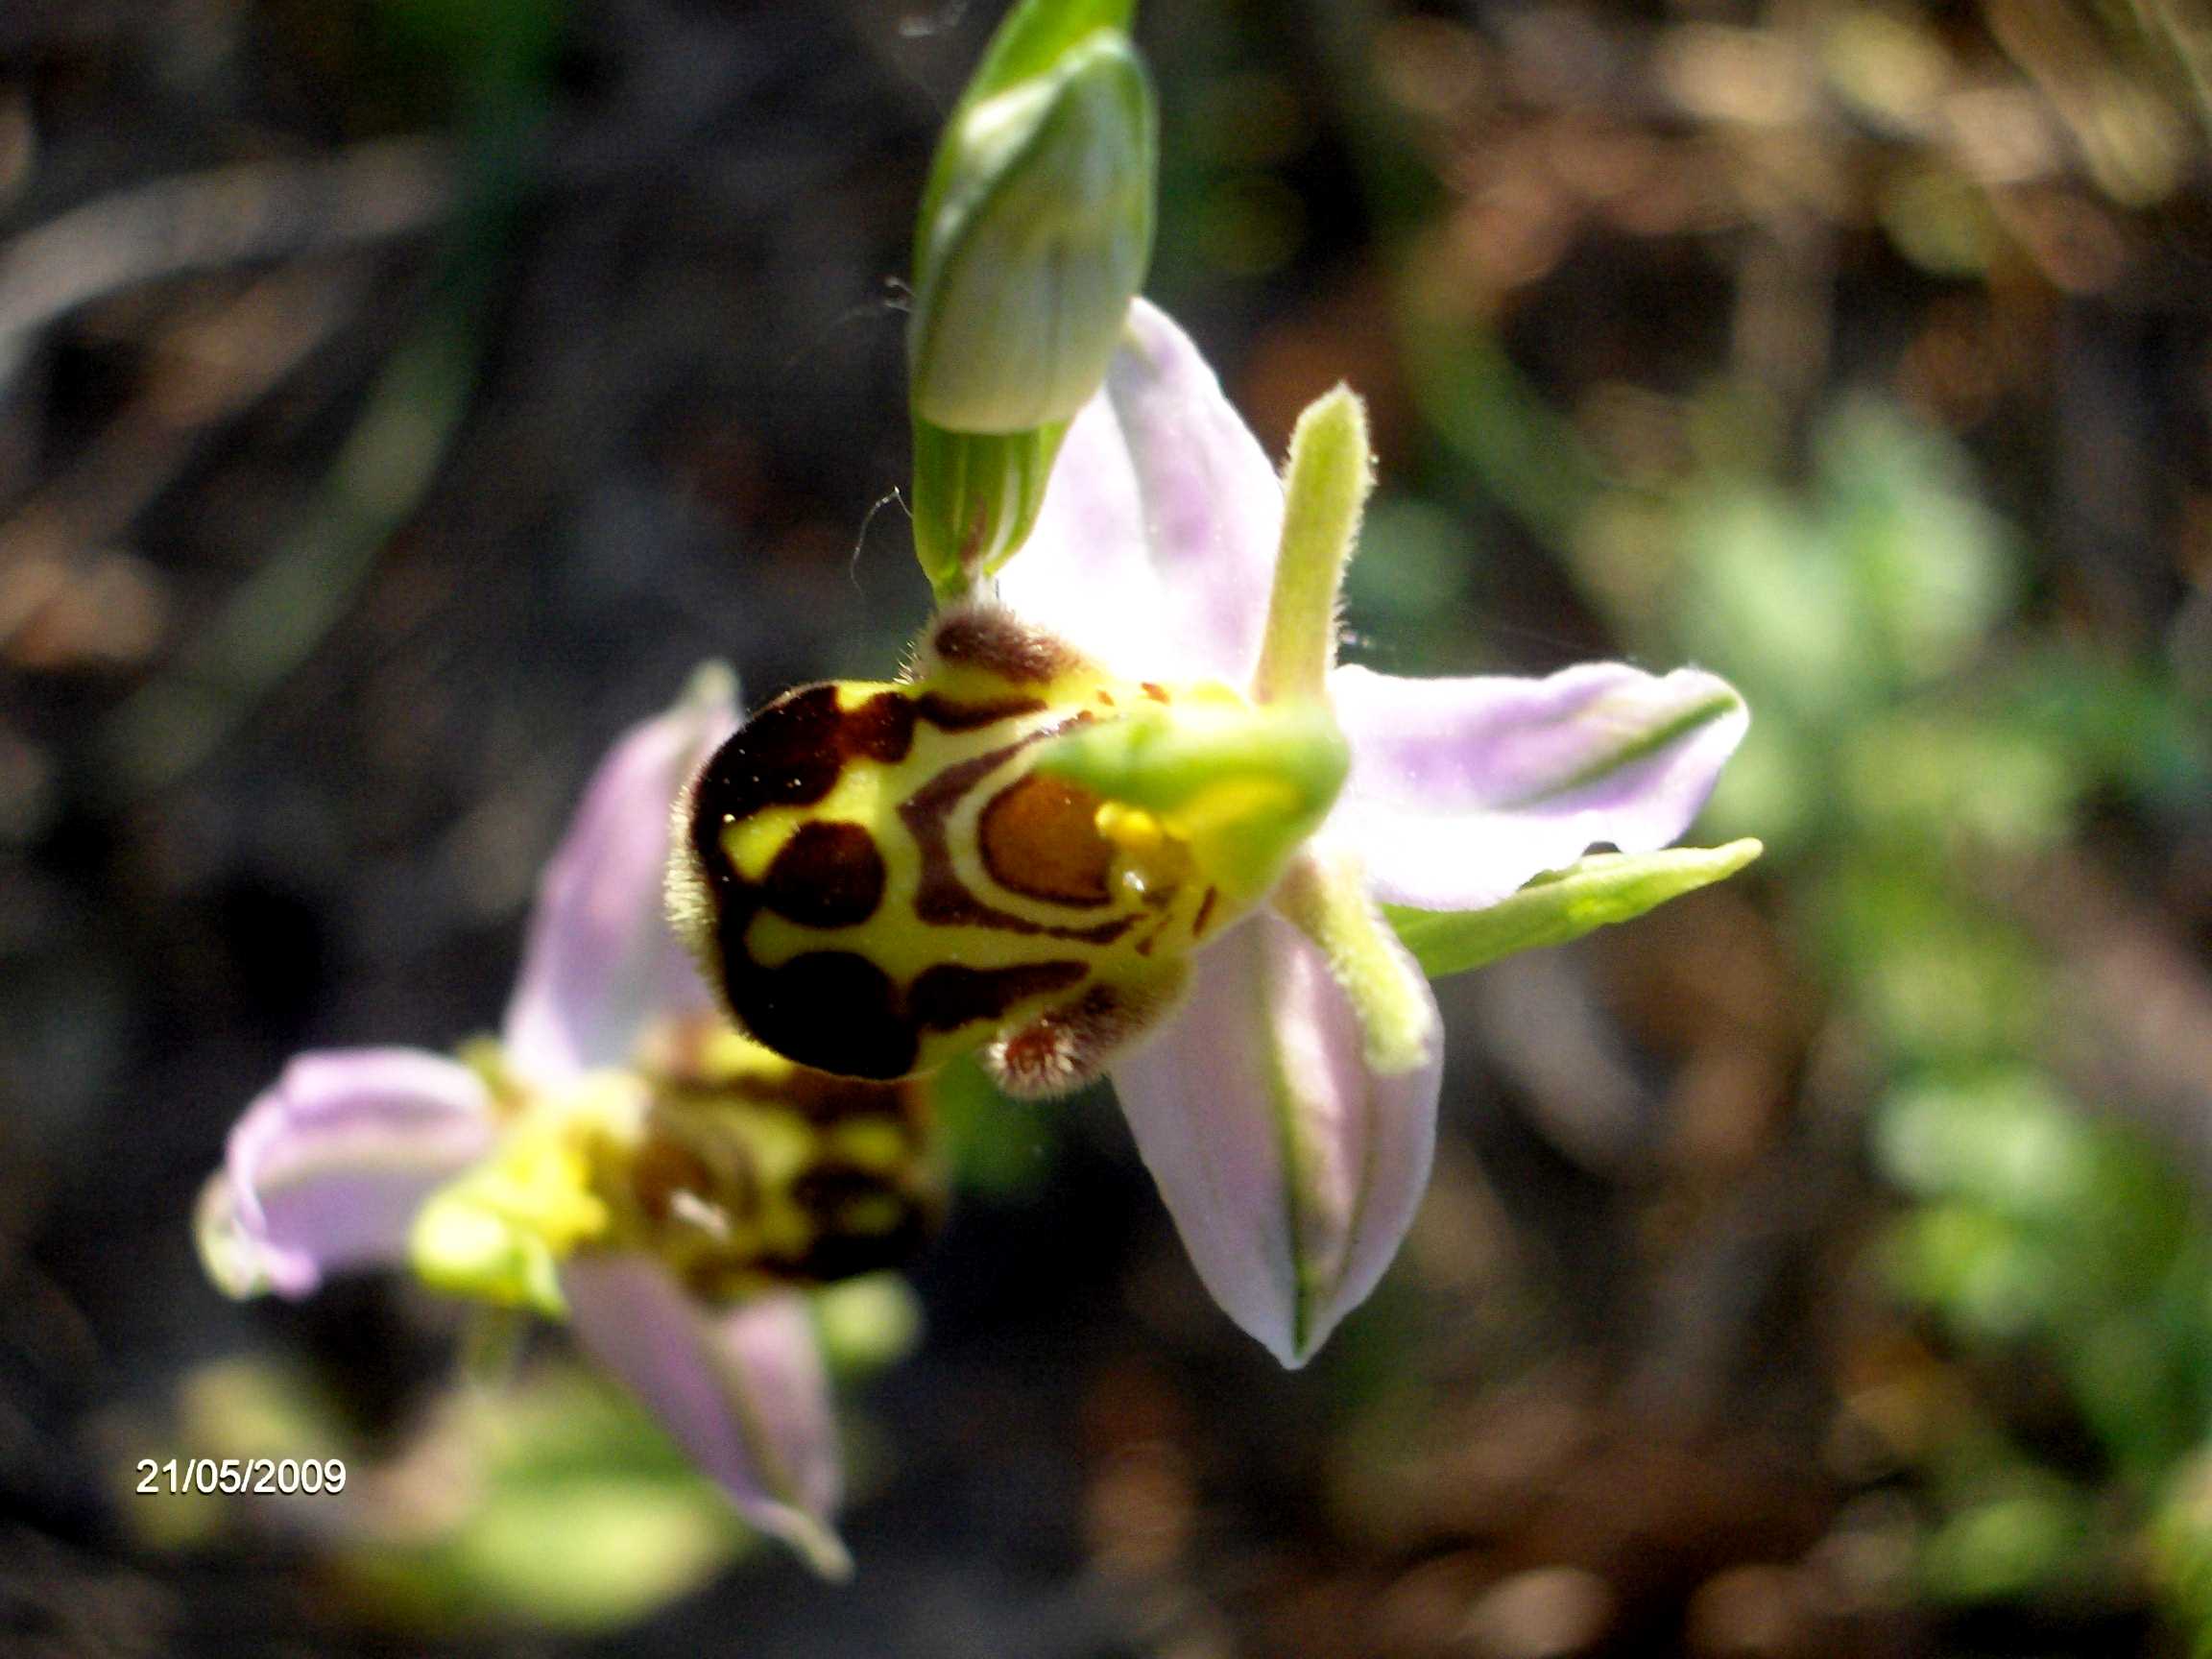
xmin=1330 ymin=661 xmax=1749 ymax=911
xmin=995 ymin=300 xmax=1282 ymax=684
xmin=503 ymin=668 xmax=739 ymax=1084
xmin=1108 ymin=911 xmax=1443 ymax=1367
xmin=200 ymin=1047 xmax=496 ymax=1299
xmin=560 ymin=1256 xmax=850 ymax=1578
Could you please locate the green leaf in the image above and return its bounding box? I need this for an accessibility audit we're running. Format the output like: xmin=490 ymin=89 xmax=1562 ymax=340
xmin=1383 ymin=840 xmax=1763 ymax=980
xmin=1916 ymin=1481 xmax=2099 ymax=1605
xmin=346 ymin=1369 xmax=744 ymax=1631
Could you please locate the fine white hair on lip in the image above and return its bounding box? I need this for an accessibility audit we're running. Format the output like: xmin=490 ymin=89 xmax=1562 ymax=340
xmin=985 ymin=964 xmax=1190 ymax=1100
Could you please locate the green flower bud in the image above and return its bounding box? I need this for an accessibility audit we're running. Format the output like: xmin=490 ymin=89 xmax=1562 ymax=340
xmin=910 ymin=20 xmax=1156 ymax=434
xmin=908 ymin=417 xmax=1065 ymax=601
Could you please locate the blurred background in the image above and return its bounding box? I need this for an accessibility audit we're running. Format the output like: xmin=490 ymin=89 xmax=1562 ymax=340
xmin=4 ymin=0 xmax=2211 ymax=1653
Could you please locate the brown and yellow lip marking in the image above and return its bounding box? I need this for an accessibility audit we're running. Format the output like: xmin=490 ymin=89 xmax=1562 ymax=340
xmin=616 ymin=1031 xmax=939 ymax=1299
xmin=761 ymin=821 xmax=886 ymax=928
xmin=986 ymin=965 xmax=1186 ymax=1097
xmin=898 ymin=733 xmax=1132 ymax=942
xmin=909 ymin=959 xmax=1089 ymax=1032
xmin=671 ymin=603 xmax=1248 ymax=1094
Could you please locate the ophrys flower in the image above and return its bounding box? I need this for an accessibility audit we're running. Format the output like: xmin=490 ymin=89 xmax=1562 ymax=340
xmin=675 ymin=302 xmax=1752 ymax=1364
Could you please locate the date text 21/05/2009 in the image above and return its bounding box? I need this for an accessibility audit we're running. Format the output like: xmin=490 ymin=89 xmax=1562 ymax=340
xmin=135 ymin=1457 xmax=346 ymax=1495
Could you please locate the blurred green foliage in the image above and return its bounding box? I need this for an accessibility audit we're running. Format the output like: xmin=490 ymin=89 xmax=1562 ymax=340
xmin=1352 ymin=16 xmax=2211 ymax=1592
xmin=1672 ymin=397 xmax=2209 ymax=1627
xmin=122 ymin=1276 xmax=920 ymax=1632
xmin=372 ymin=0 xmax=570 ymax=113
xmin=1596 ymin=383 xmax=2203 ymax=1628
xmin=345 ymin=1370 xmax=748 ymax=1630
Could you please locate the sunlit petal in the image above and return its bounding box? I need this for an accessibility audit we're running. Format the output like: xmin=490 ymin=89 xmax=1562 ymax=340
xmin=997 ymin=300 xmax=1282 ymax=683
xmin=504 ymin=668 xmax=739 ymax=1082
xmin=1109 ymin=911 xmax=1442 ymax=1366
xmin=560 ymin=1255 xmax=851 ymax=1578
xmin=1330 ymin=661 xmax=1748 ymax=911
xmin=201 ymin=1048 xmax=495 ymax=1299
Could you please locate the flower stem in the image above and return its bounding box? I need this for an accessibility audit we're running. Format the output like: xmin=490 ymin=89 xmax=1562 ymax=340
xmin=1252 ymin=387 xmax=1371 ymax=705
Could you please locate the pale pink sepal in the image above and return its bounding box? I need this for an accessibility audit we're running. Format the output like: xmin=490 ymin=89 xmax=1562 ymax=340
xmin=559 ymin=1254 xmax=851 ymax=1578
xmin=202 ymin=1047 xmax=496 ymax=1299
xmin=502 ymin=670 xmax=738 ymax=1083
xmin=1108 ymin=911 xmax=1443 ymax=1366
xmin=996 ymin=300 xmax=1283 ymax=685
xmin=1329 ymin=661 xmax=1749 ymax=911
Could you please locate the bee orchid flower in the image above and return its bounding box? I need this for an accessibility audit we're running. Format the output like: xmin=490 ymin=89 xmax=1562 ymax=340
xmin=197 ymin=670 xmax=938 ymax=1575
xmin=674 ymin=301 xmax=1753 ymax=1367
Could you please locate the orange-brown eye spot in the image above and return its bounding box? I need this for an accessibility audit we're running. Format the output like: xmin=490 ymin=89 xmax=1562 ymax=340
xmin=902 ymin=737 xmax=1136 ymax=944
xmin=979 ymin=774 xmax=1114 ymax=906
xmin=762 ymin=821 xmax=886 ymax=928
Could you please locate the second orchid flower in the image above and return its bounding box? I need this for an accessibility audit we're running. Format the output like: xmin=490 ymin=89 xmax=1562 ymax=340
xmin=199 ymin=670 xmax=937 ymax=1573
